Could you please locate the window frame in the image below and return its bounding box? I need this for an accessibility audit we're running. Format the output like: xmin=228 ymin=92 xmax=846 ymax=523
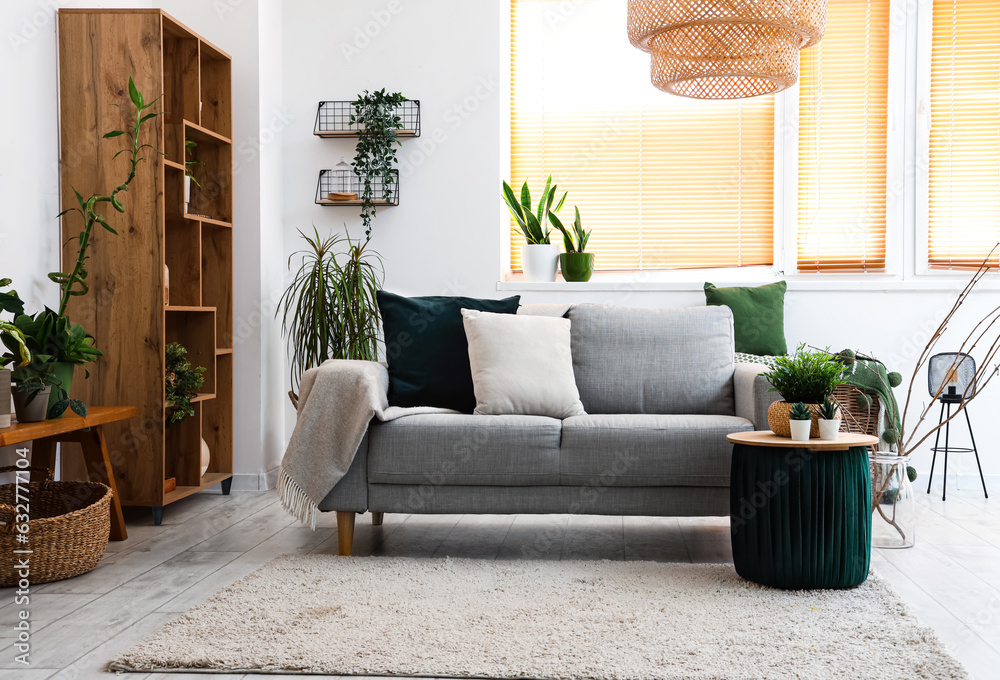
xmin=498 ymin=0 xmax=951 ymax=286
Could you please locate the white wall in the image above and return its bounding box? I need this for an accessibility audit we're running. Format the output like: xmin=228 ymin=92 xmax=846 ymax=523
xmin=279 ymin=0 xmax=1000 ymax=489
xmin=0 ymin=0 xmax=286 ymax=488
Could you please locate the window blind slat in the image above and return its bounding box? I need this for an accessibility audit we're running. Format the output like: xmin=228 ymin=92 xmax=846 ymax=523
xmin=797 ymin=0 xmax=891 ymax=272
xmin=927 ymin=0 xmax=1000 ymax=270
xmin=510 ymin=0 xmax=774 ymax=272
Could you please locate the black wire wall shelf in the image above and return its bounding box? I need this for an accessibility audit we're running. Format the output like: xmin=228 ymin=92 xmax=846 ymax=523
xmin=315 ymin=167 xmax=400 ymax=207
xmin=313 ymin=100 xmax=421 ymax=138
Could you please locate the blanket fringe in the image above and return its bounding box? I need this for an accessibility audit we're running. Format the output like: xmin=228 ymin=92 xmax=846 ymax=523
xmin=277 ymin=467 xmax=318 ymax=530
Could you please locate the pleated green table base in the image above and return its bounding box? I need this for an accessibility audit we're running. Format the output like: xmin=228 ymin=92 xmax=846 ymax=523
xmin=730 ymin=444 xmax=872 ymax=589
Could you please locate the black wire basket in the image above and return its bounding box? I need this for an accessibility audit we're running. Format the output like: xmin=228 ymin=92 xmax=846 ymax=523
xmin=314 ymin=168 xmax=399 ymax=206
xmin=313 ymin=100 xmax=421 ymax=137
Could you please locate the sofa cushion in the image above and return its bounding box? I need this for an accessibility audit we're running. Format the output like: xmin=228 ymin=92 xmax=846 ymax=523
xmin=559 ymin=414 xmax=754 ymax=487
xmin=368 ymin=413 xmax=562 ymax=486
xmin=567 ymin=304 xmax=736 ymax=415
xmin=704 ymin=280 xmax=787 ymax=356
xmin=377 ymin=291 xmax=521 ymax=412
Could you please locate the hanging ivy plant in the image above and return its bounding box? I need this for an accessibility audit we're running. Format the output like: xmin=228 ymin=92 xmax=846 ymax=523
xmin=350 ymin=89 xmax=407 ymax=237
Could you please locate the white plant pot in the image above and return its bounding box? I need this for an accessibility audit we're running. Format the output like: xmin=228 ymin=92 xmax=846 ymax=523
xmin=521 ymin=244 xmax=560 ymax=283
xmin=789 ymin=419 xmax=812 ymax=441
xmin=184 ymin=175 xmax=192 ymax=214
xmin=818 ymin=418 xmax=841 ymax=441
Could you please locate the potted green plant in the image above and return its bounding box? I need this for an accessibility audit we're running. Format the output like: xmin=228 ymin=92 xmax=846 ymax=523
xmin=549 ymin=206 xmax=594 ymax=282
xmin=277 ymin=227 xmax=384 ymax=405
xmin=502 ymin=175 xmax=567 ymax=282
xmin=816 ymin=396 xmax=841 ymax=441
xmin=6 ymin=77 xmax=160 ymax=419
xmin=0 ymin=279 xmax=30 ymax=427
xmin=165 ymin=342 xmax=206 ymax=424
xmin=763 ymin=345 xmax=846 ymax=438
xmin=350 ymin=89 xmax=408 ymax=238
xmin=788 ymin=402 xmax=813 ymax=441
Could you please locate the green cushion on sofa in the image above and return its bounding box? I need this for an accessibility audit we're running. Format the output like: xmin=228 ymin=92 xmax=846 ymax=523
xmin=377 ymin=291 xmax=521 ymax=412
xmin=704 ymin=281 xmax=787 ymax=356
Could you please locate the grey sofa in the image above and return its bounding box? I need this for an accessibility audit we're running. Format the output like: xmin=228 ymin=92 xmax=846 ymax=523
xmin=322 ymin=304 xmax=778 ymax=555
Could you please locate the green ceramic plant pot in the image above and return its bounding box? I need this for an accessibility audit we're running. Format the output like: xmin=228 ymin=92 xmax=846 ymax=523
xmin=47 ymin=361 xmax=75 ymax=417
xmin=560 ymin=253 xmax=594 ymax=282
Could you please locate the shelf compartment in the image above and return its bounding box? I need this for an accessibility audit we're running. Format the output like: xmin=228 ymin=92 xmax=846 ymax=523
xmin=165 ymin=218 xmax=201 ymax=307
xmin=202 ymin=224 xmax=233 ymax=349
xmin=165 ymin=308 xmax=217 ymax=395
xmin=165 ymin=401 xmax=202 ymax=487
xmin=202 ymin=351 xmax=232 ymax=479
xmin=184 ymin=120 xmax=232 ymax=223
xmin=200 ymin=44 xmax=232 ymax=139
xmin=314 ymin=99 xmax=420 ymax=138
xmin=315 ymin=168 xmax=399 ymax=206
xmin=163 ymin=28 xmax=200 ymax=126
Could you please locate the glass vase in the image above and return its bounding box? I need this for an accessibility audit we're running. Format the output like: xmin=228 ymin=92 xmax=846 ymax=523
xmin=869 ymin=452 xmax=916 ymax=548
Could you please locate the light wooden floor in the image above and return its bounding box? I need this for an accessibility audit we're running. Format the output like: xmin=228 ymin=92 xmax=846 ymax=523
xmin=1 ymin=488 xmax=998 ymax=680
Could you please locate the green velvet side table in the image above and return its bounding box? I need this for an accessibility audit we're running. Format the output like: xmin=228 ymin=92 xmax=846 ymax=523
xmin=727 ymin=431 xmax=877 ymax=590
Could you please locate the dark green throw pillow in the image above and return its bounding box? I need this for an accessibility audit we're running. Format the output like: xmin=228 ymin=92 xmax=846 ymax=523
xmin=704 ymin=281 xmax=787 ymax=356
xmin=377 ymin=291 xmax=521 ymax=412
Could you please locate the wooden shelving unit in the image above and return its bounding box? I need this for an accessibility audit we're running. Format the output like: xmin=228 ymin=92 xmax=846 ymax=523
xmin=57 ymin=9 xmax=234 ymax=523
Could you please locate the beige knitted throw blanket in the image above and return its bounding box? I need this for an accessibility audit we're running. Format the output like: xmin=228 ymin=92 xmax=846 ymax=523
xmin=278 ymin=360 xmax=453 ymax=529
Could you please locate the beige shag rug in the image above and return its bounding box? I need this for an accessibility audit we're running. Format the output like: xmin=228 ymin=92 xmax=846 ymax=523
xmin=109 ymin=556 xmax=968 ymax=679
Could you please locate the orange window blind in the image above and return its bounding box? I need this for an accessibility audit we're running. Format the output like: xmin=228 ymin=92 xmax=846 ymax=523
xmin=797 ymin=0 xmax=891 ymax=272
xmin=927 ymin=0 xmax=1000 ymax=269
xmin=509 ymin=0 xmax=774 ymax=271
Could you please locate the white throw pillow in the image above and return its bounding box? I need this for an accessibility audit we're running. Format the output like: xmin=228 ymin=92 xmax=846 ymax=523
xmin=461 ymin=309 xmax=586 ymax=419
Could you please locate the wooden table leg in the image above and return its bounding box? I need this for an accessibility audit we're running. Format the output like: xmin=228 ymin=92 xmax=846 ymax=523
xmin=31 ymin=439 xmax=57 ymax=483
xmin=61 ymin=427 xmax=127 ymax=541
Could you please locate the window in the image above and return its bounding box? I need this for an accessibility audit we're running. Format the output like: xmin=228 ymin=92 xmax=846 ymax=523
xmin=796 ymin=0 xmax=891 ymax=272
xmin=509 ymin=0 xmax=774 ymax=271
xmin=926 ymin=0 xmax=1000 ymax=269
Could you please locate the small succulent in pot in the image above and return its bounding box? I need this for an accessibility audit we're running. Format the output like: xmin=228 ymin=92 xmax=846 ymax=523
xmin=788 ymin=402 xmax=814 ymax=441
xmin=503 ymin=176 xmax=567 ymax=282
xmin=816 ymin=396 xmax=842 ymax=441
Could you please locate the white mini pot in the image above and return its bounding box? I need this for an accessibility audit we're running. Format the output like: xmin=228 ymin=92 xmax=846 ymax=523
xmin=818 ymin=418 xmax=842 ymax=441
xmin=521 ymin=243 xmax=560 ymax=283
xmin=789 ymin=419 xmax=812 ymax=441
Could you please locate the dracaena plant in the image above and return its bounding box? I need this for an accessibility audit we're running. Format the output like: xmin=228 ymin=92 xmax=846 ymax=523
xmin=503 ymin=175 xmax=567 ymax=245
xmin=548 ymin=206 xmax=592 ymax=254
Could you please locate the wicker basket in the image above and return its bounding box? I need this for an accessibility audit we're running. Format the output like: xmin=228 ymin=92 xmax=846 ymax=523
xmin=767 ymin=401 xmax=820 ymax=438
xmin=0 ymin=466 xmax=111 ymax=586
xmin=831 ymin=384 xmax=881 ymax=440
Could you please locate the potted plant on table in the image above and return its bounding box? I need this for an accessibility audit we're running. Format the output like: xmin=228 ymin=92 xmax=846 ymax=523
xmin=763 ymin=344 xmax=846 ymax=438
xmin=788 ymin=402 xmax=813 ymax=441
xmin=503 ymin=175 xmax=567 ymax=282
xmin=549 ymin=206 xmax=594 ymax=282
xmin=816 ymin=396 xmax=841 ymax=441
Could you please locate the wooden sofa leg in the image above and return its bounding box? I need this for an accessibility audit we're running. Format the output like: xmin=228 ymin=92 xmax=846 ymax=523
xmin=372 ymin=512 xmax=384 ymax=526
xmin=336 ymin=511 xmax=356 ymax=556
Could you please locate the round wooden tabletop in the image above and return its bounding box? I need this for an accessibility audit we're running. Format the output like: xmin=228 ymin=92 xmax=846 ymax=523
xmin=727 ymin=430 xmax=879 ymax=452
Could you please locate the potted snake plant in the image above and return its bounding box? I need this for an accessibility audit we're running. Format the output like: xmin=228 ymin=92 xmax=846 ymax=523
xmin=550 ymin=206 xmax=594 ymax=282
xmin=503 ymin=176 xmax=567 ymax=282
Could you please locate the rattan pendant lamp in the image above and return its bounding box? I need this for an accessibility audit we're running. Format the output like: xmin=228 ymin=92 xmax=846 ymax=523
xmin=628 ymin=1 xmax=828 ymax=99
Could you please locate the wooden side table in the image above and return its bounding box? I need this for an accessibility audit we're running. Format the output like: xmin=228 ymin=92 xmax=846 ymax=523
xmin=0 ymin=406 xmax=136 ymax=541
xmin=726 ymin=430 xmax=878 ymax=589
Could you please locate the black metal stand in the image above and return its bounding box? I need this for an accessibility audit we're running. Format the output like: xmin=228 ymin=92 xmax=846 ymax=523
xmin=927 ymin=401 xmax=988 ymax=501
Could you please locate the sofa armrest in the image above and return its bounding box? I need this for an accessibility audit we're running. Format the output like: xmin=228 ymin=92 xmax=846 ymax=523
xmin=734 ymin=362 xmax=779 ymax=431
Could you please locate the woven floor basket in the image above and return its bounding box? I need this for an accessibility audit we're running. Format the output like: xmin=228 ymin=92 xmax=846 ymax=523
xmin=0 ymin=466 xmax=111 ymax=587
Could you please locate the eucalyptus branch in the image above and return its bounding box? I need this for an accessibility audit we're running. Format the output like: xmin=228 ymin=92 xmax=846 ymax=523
xmin=50 ymin=77 xmax=161 ymax=316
